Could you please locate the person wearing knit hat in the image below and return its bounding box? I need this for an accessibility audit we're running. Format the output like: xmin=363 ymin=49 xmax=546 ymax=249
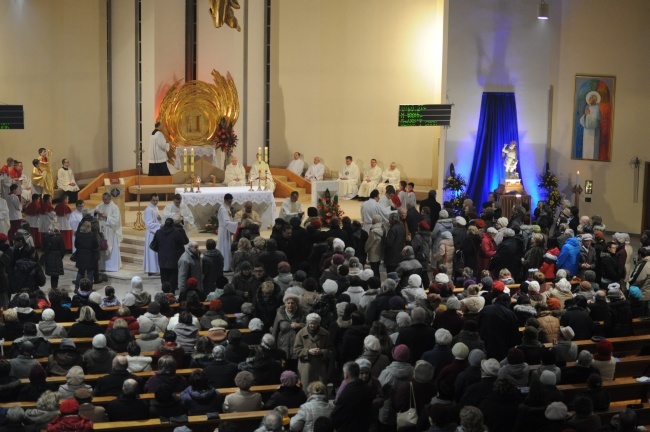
xmin=88 ymin=292 xmax=102 ymax=306
xmin=122 ymin=292 xmax=136 ymax=308
xmin=294 ymin=310 xmax=332 ymax=392
xmin=413 ymin=359 xmax=434 ymax=383
xmin=593 ymin=339 xmax=616 ymax=380
xmin=435 ymin=328 xmax=452 ymax=346
xmin=562 ymin=350 xmax=599 ymax=384
xmin=545 ymin=401 xmax=568 ymax=421
xmin=386 ymin=272 xmax=400 ymax=282
xmin=539 ymin=369 xmax=557 ymax=386
xmin=248 ymin=318 xmax=264 ymax=332
xmin=491 ymin=280 xmax=505 ymax=293
xmin=498 ymin=347 xmax=529 ymax=386
xmin=546 ymin=297 xmax=561 ymax=311
xmin=421 ymin=330 xmax=454 ymax=378
xmin=322 ymin=279 xmax=338 ymax=296
xmin=451 ymin=342 xmax=469 ymax=360
xmin=360 ymin=269 xmax=374 ymax=281
xmin=58 ymin=366 xmax=93 ymax=400
xmin=468 ymin=349 xmax=485 ymax=367
xmin=48 ymin=397 xmax=93 ymax=431
xmin=92 ymin=334 xmax=107 ymax=349
xmin=131 ymin=276 xmax=143 ymax=294
xmin=36 ymin=308 xmax=67 ymax=340
xmin=434 ymin=273 xmax=450 ymax=284
xmin=391 ymin=344 xmax=411 ymax=363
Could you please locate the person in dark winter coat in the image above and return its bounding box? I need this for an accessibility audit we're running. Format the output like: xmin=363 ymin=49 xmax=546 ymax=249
xmin=255 ymin=281 xmax=283 ymax=330
xmin=478 ymin=377 xmax=523 ymax=432
xmin=73 ymin=222 xmax=99 ymax=290
xmin=47 ymin=338 xmax=84 ymax=377
xmin=179 ymin=369 xmax=223 ymax=415
xmin=67 ymin=306 xmax=103 ymax=338
xmin=489 ymin=228 xmax=523 ymax=282
xmin=149 ymin=383 xmax=187 ymax=419
xmin=82 ymin=334 xmax=116 ymax=374
xmin=144 ymin=355 xmax=188 ymax=393
xmin=12 ymin=253 xmax=46 ymax=292
xmin=606 ymin=286 xmax=633 ymax=337
xmin=17 ymin=364 xmax=57 ymax=402
xmin=395 ymin=307 xmax=437 ymax=365
xmin=42 ymin=230 xmax=65 ymax=288
xmin=477 ymin=293 xmax=521 ymax=361
xmin=264 ymin=370 xmax=307 ymax=409
xmin=152 ymin=218 xmax=189 ymax=292
xmin=331 ymin=361 xmax=374 ymax=432
xmin=106 ymin=379 xmax=149 ymax=421
xmin=203 ymin=346 xmax=239 ymax=389
xmin=201 ymin=238 xmax=224 ymax=293
xmin=560 ymin=297 xmax=595 ymax=340
xmin=384 ymin=214 xmax=406 ymax=273
xmin=0 ymin=235 xmax=13 ymax=310
xmin=224 ymin=329 xmax=250 ymax=364
xmin=94 ymin=356 xmax=143 ymax=397
xmin=561 ymin=350 xmax=601 ymax=384
xmin=338 ymin=311 xmax=369 ymax=365
xmin=104 ymin=319 xmax=134 ymax=353
xmin=419 ymin=190 xmax=441 ymax=228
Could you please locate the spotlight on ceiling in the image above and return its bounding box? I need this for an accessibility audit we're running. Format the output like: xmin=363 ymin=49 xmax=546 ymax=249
xmin=537 ymin=1 xmax=549 ymax=19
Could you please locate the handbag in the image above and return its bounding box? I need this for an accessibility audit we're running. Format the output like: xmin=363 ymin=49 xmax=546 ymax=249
xmin=396 ymin=382 xmax=418 ymax=430
xmin=99 ymin=237 xmax=108 ymax=251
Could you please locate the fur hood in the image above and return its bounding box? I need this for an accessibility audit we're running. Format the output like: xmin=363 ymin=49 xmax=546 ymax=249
xmin=513 ymin=304 xmax=537 ymax=316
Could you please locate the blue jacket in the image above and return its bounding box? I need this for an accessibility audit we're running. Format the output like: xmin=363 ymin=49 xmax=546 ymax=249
xmin=557 ymin=237 xmax=581 ymax=277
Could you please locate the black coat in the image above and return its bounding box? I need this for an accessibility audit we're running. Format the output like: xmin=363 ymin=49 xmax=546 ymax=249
xmin=219 ymin=293 xmax=245 ymax=315
xmin=477 ymin=302 xmax=521 ymax=361
xmin=153 ymin=224 xmax=189 ymax=269
xmin=0 ymin=244 xmax=12 ymax=302
xmin=105 ymin=327 xmax=134 ymax=353
xmin=461 ymin=233 xmax=481 ymax=275
xmin=74 ymin=231 xmax=99 ymax=271
xmin=419 ymin=193 xmax=441 ymax=228
xmin=264 ymin=386 xmax=307 ymax=409
xmin=395 ymin=323 xmax=438 ymax=365
xmin=13 ymin=258 xmax=45 ymax=291
xmin=385 ymin=223 xmax=406 ymax=267
xmin=42 ymin=233 xmax=65 ymax=276
xmin=94 ymin=370 xmax=143 ymax=396
xmin=489 ymin=236 xmax=524 ymax=282
xmin=330 ymin=378 xmax=374 ymax=432
xmin=460 ymin=376 xmax=498 ymax=408
xmin=106 ymin=394 xmax=150 ymax=421
xmin=203 ymin=360 xmax=240 ymax=388
xmin=607 ymin=298 xmax=633 ymax=337
xmin=67 ymin=321 xmax=104 ymax=338
xmin=201 ymin=249 xmax=224 ymax=292
xmin=339 ymin=325 xmax=369 ymax=365
xmin=560 ymin=306 xmax=595 ymax=340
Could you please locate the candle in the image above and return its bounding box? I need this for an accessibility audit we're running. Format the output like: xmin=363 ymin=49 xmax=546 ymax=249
xmin=190 ymin=148 xmax=195 ymax=174
xmin=258 ymin=147 xmax=262 ymax=157
xmin=264 ymin=146 xmax=269 ymax=163
xmin=577 ymin=171 xmax=580 ymax=185
xmin=183 ymin=149 xmax=188 ymax=175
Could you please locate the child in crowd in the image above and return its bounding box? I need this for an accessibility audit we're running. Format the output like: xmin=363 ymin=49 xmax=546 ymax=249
xmin=100 ymin=286 xmax=120 ymax=308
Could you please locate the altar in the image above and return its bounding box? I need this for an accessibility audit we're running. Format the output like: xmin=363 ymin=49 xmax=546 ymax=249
xmin=176 ymin=186 xmax=277 ymax=229
xmin=310 ymin=180 xmax=339 ymax=207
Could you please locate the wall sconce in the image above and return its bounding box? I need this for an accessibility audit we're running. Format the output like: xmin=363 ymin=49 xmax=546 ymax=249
xmin=585 ymin=180 xmax=593 ymax=194
xmin=537 ymin=1 xmax=549 ymax=19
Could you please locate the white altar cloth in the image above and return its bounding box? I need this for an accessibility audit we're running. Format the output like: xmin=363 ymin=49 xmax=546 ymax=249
xmin=174 ymin=146 xmax=218 ymax=169
xmin=176 ymin=186 xmax=277 ymax=229
xmin=310 ymin=181 xmax=340 ymax=207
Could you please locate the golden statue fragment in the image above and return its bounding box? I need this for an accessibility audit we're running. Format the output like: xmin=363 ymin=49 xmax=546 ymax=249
xmin=208 ymin=0 xmax=241 ymax=32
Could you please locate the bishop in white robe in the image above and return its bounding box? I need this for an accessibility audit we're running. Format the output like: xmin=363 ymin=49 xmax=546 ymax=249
xmin=287 ymin=152 xmax=306 ymax=176
xmin=224 ymin=156 xmax=247 ymax=186
xmin=143 ymin=195 xmax=162 ymax=274
xmin=95 ymin=194 xmax=123 ymax=272
xmin=337 ymin=157 xmax=360 ymax=199
xmin=217 ymin=194 xmax=239 ymax=272
xmin=377 ymin=162 xmax=401 ymax=195
xmin=162 ymin=195 xmax=196 ymax=232
xmin=357 ymin=159 xmax=383 ymax=198
xmin=248 ymin=162 xmax=275 ymax=192
xmin=304 ymin=157 xmax=325 ymax=182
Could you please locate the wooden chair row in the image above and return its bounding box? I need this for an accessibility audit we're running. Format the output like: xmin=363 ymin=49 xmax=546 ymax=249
xmin=17 ymin=368 xmax=202 ymax=386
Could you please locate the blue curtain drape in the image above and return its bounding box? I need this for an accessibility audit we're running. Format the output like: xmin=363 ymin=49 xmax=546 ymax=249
xmin=466 ymin=92 xmax=521 ymax=207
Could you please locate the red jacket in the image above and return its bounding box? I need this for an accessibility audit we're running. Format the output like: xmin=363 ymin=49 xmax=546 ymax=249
xmin=47 ymin=414 xmax=93 ymax=432
xmin=107 ymin=315 xmax=140 ymax=335
xmin=540 ymin=247 xmax=560 ymax=280
xmin=479 ymin=232 xmax=496 ymax=272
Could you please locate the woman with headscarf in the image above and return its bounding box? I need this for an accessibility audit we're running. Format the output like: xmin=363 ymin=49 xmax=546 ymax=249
xmin=365 ymin=214 xmax=386 ymax=278
xmin=433 ymin=231 xmax=455 ymax=279
xmin=378 ymin=344 xmax=414 ymax=430
xmin=272 ymin=292 xmax=306 ymax=371
xmin=57 ymin=366 xmax=92 ymax=400
xmin=294 ymin=313 xmax=333 ymax=390
xmin=265 ymin=370 xmax=307 ymax=410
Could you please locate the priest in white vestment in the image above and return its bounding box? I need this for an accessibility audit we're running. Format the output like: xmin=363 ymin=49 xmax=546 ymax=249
xmin=162 ymin=194 xmax=196 ymax=232
xmin=0 ymin=197 xmax=9 ymax=235
xmin=233 ymin=201 xmax=262 ymax=225
xmin=217 ymin=194 xmax=239 ymax=272
xmin=224 ymin=156 xmax=247 ymax=186
xmin=248 ymin=160 xmax=275 ymax=192
xmin=57 ymin=159 xmax=80 ymax=202
xmin=69 ymin=201 xmax=84 ymax=253
xmin=377 ymin=162 xmax=401 ymax=195
xmin=287 ymin=152 xmax=306 ymax=176
xmin=360 ymin=190 xmax=394 ymax=231
xmin=304 ymin=157 xmax=325 ymax=182
xmin=143 ymin=194 xmax=161 ymax=274
xmin=357 ymin=159 xmax=383 ymax=198
xmin=279 ymin=191 xmax=304 ymax=222
xmin=95 ymin=193 xmax=123 ymax=272
xmin=19 ymin=172 xmax=33 ymax=203
xmin=337 ymin=156 xmax=360 ymax=199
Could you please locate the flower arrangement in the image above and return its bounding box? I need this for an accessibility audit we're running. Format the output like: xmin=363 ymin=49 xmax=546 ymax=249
xmin=443 ymin=163 xmax=467 ymax=213
xmin=201 ymin=213 xmax=219 ymax=234
xmin=538 ymin=163 xmax=562 ymax=210
xmin=214 ymin=118 xmax=238 ymax=170
xmin=317 ymin=189 xmax=344 ymax=227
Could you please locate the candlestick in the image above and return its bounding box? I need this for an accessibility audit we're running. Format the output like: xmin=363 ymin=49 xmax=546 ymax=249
xmin=183 ymin=149 xmax=188 ymax=175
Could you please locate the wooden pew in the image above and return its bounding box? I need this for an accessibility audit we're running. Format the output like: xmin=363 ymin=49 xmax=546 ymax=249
xmin=558 ymin=377 xmax=650 ymax=404
xmin=544 ymin=334 xmax=650 ymax=354
xmin=597 ymin=402 xmax=650 ymax=426
xmin=18 ymin=368 xmax=202 ymax=385
xmin=563 ymin=355 xmax=650 ymax=380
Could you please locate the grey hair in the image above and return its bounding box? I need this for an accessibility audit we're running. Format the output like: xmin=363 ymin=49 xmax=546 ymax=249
xmin=212 ymin=345 xmax=226 ymax=360
xmin=342 ymin=361 xmax=360 ymax=379
xmin=157 ymin=355 xmax=177 ymax=374
xmin=344 ymin=247 xmax=355 ymax=258
xmin=36 ymin=390 xmax=60 ymax=411
xmin=261 ymin=411 xmax=283 ymax=430
xmin=188 ymin=241 xmax=199 ymax=249
xmin=76 ymin=306 xmax=97 ymax=323
xmin=411 ymin=307 xmax=426 ymax=324
xmin=122 ymin=378 xmax=139 ymax=396
xmin=502 ymin=228 xmax=515 ymax=238
xmin=381 ymin=278 xmax=397 ymax=293
xmin=112 ymin=318 xmax=128 ymax=329
xmin=113 ymin=355 xmax=128 ymax=371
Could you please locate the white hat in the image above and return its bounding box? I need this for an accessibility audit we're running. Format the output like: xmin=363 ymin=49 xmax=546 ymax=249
xmin=248 ymin=318 xmax=264 ymax=331
xmin=497 ymin=217 xmax=509 ymax=227
xmin=434 ymin=273 xmax=450 ymax=284
xmin=487 ymin=227 xmax=498 ymax=235
xmin=131 ymin=276 xmax=143 ymax=294
xmin=435 ymin=328 xmax=452 ymax=345
xmin=306 ymin=313 xmax=322 ymax=324
xmin=408 ymin=274 xmax=422 ymax=288
xmin=322 ymin=279 xmax=338 ymax=296
xmin=42 ymin=308 xmax=55 ymax=321
xmin=455 ymin=216 xmax=467 ymax=227
xmin=439 ymin=210 xmax=449 ymax=219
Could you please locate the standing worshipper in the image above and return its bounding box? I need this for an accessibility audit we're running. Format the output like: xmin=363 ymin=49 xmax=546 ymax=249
xmin=162 ymin=194 xmax=196 ymax=232
xmin=69 ymin=201 xmax=84 ymax=253
xmin=94 ymin=193 xmax=123 ymax=272
xmin=0 ymin=157 xmax=13 ymax=199
xmin=304 ymin=156 xmax=325 ymax=182
xmin=57 ymin=159 xmax=79 ymax=203
xmin=217 ymin=193 xmax=239 ymax=272
xmin=39 ymin=194 xmax=57 ymax=242
xmin=360 ymin=190 xmax=393 ymax=231
xmin=148 ymin=122 xmax=171 ymax=176
xmin=7 ymin=184 xmax=22 ymax=241
xmin=224 ymin=156 xmax=247 ymax=186
xmin=24 ymin=194 xmax=41 ymax=248
xmin=54 ymin=195 xmax=73 ymax=252
xmin=152 ymin=218 xmax=188 ymax=292
xmin=37 ymin=148 xmax=55 ymax=197
xmin=286 ymin=152 xmax=306 ymax=176
xmin=337 ymin=156 xmax=360 ymax=199
xmin=143 ymin=194 xmax=161 ymax=276
xmin=357 ymin=158 xmax=383 ymax=199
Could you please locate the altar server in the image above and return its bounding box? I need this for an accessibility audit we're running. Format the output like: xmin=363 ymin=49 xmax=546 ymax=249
xmin=217 ymin=193 xmax=239 ymax=272
xmin=95 ymin=192 xmax=123 ymax=272
xmin=162 ymin=194 xmax=196 ymax=232
xmin=39 ymin=194 xmax=57 ymax=239
xmin=24 ymin=194 xmax=42 ymax=248
xmin=144 ymin=193 xmax=161 ymax=275
xmin=148 ymin=122 xmax=171 ymax=176
xmin=69 ymin=200 xmax=84 ymax=253
xmin=57 ymin=158 xmax=80 ymax=203
xmin=54 ymin=195 xmax=73 ymax=251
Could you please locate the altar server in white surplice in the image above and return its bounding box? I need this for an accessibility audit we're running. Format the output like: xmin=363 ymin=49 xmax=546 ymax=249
xmin=357 ymin=158 xmax=383 ymax=198
xmin=376 ymin=162 xmax=401 ymax=195
xmin=95 ymin=193 xmax=123 ymax=272
xmin=162 ymin=194 xmax=196 ymax=232
xmin=360 ymin=189 xmax=394 ymax=231
xmin=217 ymin=194 xmax=239 ymax=272
xmin=0 ymin=197 xmax=9 ymax=235
xmin=144 ymin=193 xmax=162 ymax=274
xmin=69 ymin=200 xmax=84 ymax=253
xmin=337 ymin=156 xmax=360 ymax=200
xmin=279 ymin=191 xmax=304 ymax=222
xmin=287 ymin=152 xmax=306 ymax=176
xmin=248 ymin=160 xmax=276 ymax=192
xmin=224 ymin=156 xmax=247 ymax=186
xmin=304 ymin=157 xmax=325 ymax=182
xmin=57 ymin=158 xmax=80 ymax=202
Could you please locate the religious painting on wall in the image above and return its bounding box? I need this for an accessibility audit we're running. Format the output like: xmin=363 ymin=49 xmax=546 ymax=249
xmin=571 ymin=75 xmax=616 ymax=161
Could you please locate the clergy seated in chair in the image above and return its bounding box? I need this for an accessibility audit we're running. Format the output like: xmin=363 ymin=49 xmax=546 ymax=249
xmin=249 ymin=162 xmax=275 ymax=192
xmin=287 ymin=152 xmax=307 ymax=176
xmin=358 ymin=158 xmax=383 ymax=198
xmin=304 ymin=156 xmax=325 ymax=182
xmin=376 ymin=161 xmax=400 ymax=196
xmin=224 ymin=156 xmax=247 ymax=186
xmin=337 ymin=156 xmax=360 ymax=200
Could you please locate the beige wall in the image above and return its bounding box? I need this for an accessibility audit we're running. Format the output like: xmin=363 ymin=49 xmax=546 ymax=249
xmin=550 ymin=0 xmax=650 ymax=233
xmin=0 ymin=0 xmax=108 ymax=173
xmin=270 ymin=0 xmax=444 ymax=185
